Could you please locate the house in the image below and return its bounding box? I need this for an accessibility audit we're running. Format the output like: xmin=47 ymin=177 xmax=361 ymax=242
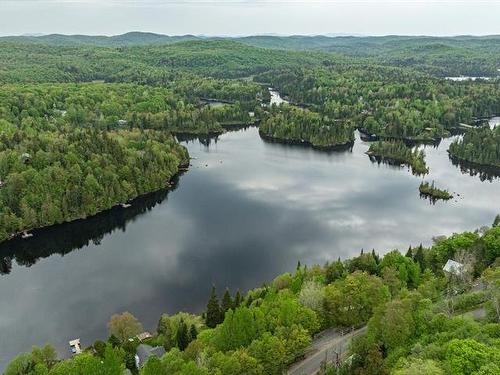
xmin=135 ymin=344 xmax=166 ymax=368
xmin=248 ymin=111 xmax=255 ymax=118
xmin=20 ymin=153 xmax=31 ymax=164
xmin=69 ymin=339 xmax=82 ymax=355
xmin=117 ymin=119 xmax=128 ymax=126
xmin=136 ymin=332 xmax=153 ymax=342
xmin=443 ymin=259 xmax=464 ymax=276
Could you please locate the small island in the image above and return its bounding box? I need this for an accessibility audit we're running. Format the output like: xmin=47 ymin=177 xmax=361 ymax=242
xmin=366 ymin=140 xmax=429 ymax=175
xmin=259 ymin=106 xmax=355 ymax=150
xmin=419 ymin=181 xmax=453 ymax=202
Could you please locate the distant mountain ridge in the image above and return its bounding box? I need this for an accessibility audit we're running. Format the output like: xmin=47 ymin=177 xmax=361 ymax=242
xmin=0 ymin=32 xmax=201 ymax=46
xmin=2 ymin=32 xmax=500 ymax=51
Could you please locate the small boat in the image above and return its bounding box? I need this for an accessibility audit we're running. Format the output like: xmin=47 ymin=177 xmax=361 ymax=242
xmin=21 ymin=231 xmax=33 ymax=239
xmin=121 ymin=203 xmax=131 ymax=208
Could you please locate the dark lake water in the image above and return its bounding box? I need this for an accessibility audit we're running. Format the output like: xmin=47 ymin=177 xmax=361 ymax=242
xmin=0 ymin=126 xmax=498 ymax=369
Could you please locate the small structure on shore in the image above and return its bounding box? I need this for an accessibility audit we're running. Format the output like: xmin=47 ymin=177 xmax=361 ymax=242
xmin=120 ymin=203 xmax=131 ymax=208
xmin=69 ymin=339 xmax=82 ymax=355
xmin=135 ymin=344 xmax=165 ymax=368
xmin=21 ymin=231 xmax=33 ymax=239
xmin=20 ymin=153 xmax=32 ymax=164
xmin=443 ymin=259 xmax=464 ymax=276
xmin=136 ymin=332 xmax=153 ymax=342
xmin=117 ymin=119 xmax=128 ymax=126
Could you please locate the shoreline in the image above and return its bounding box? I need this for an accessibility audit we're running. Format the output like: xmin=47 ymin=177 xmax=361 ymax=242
xmin=2 ymin=162 xmax=190 ymax=246
xmin=259 ymin=131 xmax=354 ymax=152
xmin=448 ymin=153 xmax=500 ymax=177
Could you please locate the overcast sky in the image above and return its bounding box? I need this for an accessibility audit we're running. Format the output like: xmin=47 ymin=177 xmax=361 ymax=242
xmin=1 ymin=0 xmax=499 ymax=37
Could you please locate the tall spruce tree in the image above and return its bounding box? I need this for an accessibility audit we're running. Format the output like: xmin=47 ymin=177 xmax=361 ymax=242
xmin=189 ymin=324 xmax=198 ymax=341
xmin=176 ymin=319 xmax=189 ymax=351
xmin=234 ymin=290 xmax=242 ymax=308
xmin=205 ymin=285 xmax=222 ymax=328
xmin=221 ymin=288 xmax=233 ymax=315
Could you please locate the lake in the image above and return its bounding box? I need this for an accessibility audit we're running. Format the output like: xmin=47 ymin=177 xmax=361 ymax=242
xmin=0 ymin=126 xmax=498 ymax=369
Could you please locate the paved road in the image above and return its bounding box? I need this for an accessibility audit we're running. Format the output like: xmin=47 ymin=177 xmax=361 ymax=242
xmin=287 ymin=327 xmax=367 ymax=375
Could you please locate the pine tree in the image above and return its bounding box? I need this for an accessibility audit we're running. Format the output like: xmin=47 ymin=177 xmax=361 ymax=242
xmin=414 ymin=245 xmax=426 ymax=271
xmin=189 ymin=324 xmax=198 ymax=341
xmin=176 ymin=319 xmax=189 ymax=351
xmin=234 ymin=290 xmax=242 ymax=308
xmin=405 ymin=246 xmax=413 ymax=258
xmin=221 ymin=288 xmax=233 ymax=315
xmin=205 ymin=285 xmax=222 ymax=328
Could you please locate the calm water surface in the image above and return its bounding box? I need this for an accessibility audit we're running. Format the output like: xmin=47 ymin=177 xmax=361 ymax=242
xmin=0 ymin=126 xmax=498 ymax=369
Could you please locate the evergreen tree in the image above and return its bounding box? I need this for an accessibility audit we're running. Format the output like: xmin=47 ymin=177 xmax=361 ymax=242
xmin=176 ymin=319 xmax=189 ymax=351
xmin=414 ymin=245 xmax=426 ymax=271
xmin=405 ymin=246 xmax=413 ymax=258
xmin=189 ymin=324 xmax=198 ymax=341
xmin=493 ymin=214 xmax=500 ymax=227
xmin=221 ymin=288 xmax=233 ymax=315
xmin=205 ymin=285 xmax=222 ymax=328
xmin=234 ymin=290 xmax=242 ymax=308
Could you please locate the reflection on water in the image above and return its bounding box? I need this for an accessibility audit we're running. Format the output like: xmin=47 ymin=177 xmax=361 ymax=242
xmin=0 ymin=187 xmax=175 ymax=275
xmin=0 ymin=127 xmax=498 ymax=369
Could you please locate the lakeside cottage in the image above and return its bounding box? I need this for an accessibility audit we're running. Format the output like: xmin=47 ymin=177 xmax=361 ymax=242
xmin=135 ymin=344 xmax=165 ymax=368
xmin=136 ymin=331 xmax=153 ymax=341
xmin=69 ymin=339 xmax=82 ymax=355
xmin=443 ymin=259 xmax=464 ymax=276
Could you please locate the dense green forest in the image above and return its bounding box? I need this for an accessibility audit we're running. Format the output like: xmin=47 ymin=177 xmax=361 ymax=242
xmin=448 ymin=126 xmax=500 ymax=169
xmin=0 ymin=80 xmax=269 ymax=241
xmin=0 ymin=127 xmax=188 ymax=242
xmin=5 ymin=222 xmax=500 ymax=375
xmin=2 ymin=33 xmax=499 ymax=76
xmin=255 ymin=67 xmax=500 ymax=142
xmin=0 ymin=36 xmax=498 ymax=240
xmin=367 ymin=141 xmax=428 ymax=175
xmin=259 ymin=105 xmax=355 ymax=149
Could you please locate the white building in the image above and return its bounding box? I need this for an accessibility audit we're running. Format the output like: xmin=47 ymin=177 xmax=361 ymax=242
xmin=443 ymin=259 xmax=464 ymax=276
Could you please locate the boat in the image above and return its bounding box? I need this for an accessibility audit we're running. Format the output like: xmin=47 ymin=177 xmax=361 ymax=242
xmin=21 ymin=231 xmax=33 ymax=239
xmin=121 ymin=203 xmax=132 ymax=208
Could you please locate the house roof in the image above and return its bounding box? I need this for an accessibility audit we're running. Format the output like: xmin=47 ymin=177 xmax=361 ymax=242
xmin=136 ymin=332 xmax=152 ymax=341
xmin=135 ymin=344 xmax=165 ymax=367
xmin=443 ymin=259 xmax=464 ymax=275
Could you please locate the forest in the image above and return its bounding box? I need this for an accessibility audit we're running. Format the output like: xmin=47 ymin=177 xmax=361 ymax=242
xmin=5 ymin=221 xmax=500 ymax=375
xmin=259 ymin=105 xmax=355 ymax=149
xmin=448 ymin=126 xmax=500 ymax=169
xmin=0 ymin=36 xmax=498 ymax=240
xmin=254 ymin=66 xmax=500 ymax=143
xmin=0 ymin=80 xmax=267 ymax=241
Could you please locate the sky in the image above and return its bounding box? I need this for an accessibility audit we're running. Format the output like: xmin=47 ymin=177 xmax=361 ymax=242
xmin=1 ymin=0 xmax=500 ymax=37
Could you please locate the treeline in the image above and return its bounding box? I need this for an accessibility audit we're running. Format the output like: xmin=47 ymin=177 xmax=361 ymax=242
xmin=448 ymin=126 xmax=500 ymax=169
xmin=259 ymin=105 xmax=355 ymax=149
xmin=0 ymin=40 xmax=335 ymax=84
xmin=0 ymin=82 xmax=262 ymax=135
xmin=255 ymin=67 xmax=500 ymax=142
xmin=0 ymin=127 xmax=188 ymax=242
xmin=367 ymin=141 xmax=428 ymax=175
xmin=5 ymin=223 xmax=500 ymax=374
